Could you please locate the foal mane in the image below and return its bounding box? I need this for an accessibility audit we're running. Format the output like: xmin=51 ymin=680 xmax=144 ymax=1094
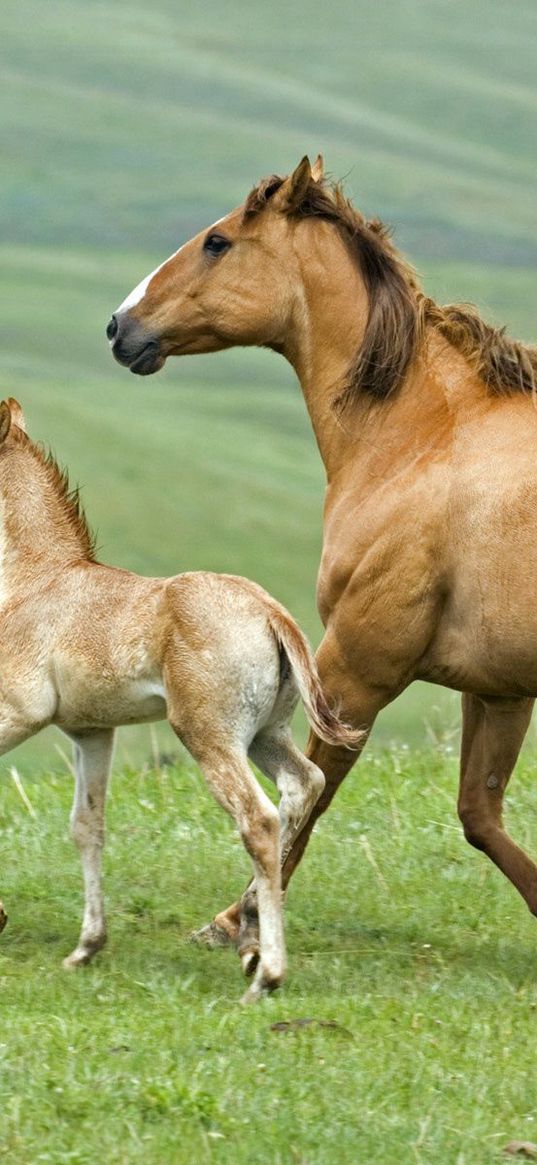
xmin=12 ymin=427 xmax=96 ymax=560
xmin=245 ymin=174 xmax=537 ymax=406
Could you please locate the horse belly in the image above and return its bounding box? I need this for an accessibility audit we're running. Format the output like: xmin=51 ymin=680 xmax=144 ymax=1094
xmin=424 ymin=459 xmax=537 ymax=695
xmin=422 ymin=578 xmax=537 ymax=697
xmin=54 ymin=668 xmax=167 ymax=731
xmin=110 ymin=677 xmax=168 ymax=725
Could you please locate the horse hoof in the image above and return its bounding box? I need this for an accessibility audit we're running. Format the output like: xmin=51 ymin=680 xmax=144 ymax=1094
xmin=0 ymin=902 xmax=7 ymax=934
xmin=190 ymin=921 xmax=236 ymax=949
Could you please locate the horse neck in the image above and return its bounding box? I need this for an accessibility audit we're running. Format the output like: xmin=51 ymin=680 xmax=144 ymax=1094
xmin=282 ymin=238 xmax=485 ymax=482
xmin=282 ymin=231 xmax=374 ymax=478
xmin=0 ymin=446 xmax=89 ymax=591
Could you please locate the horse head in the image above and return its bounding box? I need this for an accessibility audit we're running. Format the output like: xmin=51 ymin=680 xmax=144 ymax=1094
xmin=107 ymin=156 xmax=329 ymax=376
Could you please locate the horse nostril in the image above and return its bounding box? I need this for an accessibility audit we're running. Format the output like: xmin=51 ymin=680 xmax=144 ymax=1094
xmin=106 ymin=315 xmax=118 ymax=341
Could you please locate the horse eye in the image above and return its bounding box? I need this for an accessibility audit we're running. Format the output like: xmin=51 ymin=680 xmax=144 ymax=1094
xmin=203 ymin=233 xmax=231 ymax=257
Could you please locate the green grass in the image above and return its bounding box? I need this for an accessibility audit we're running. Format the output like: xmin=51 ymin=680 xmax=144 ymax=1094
xmin=3 ymin=747 xmax=537 ymax=1163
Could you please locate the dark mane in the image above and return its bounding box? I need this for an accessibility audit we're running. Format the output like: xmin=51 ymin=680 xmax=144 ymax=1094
xmin=245 ymin=174 xmax=537 ymax=406
xmin=13 ymin=427 xmax=97 ymax=560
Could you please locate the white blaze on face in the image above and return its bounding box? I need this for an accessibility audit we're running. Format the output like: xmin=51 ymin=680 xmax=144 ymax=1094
xmin=115 ymin=244 xmax=185 ymax=315
xmin=113 ymin=214 xmax=230 ymax=319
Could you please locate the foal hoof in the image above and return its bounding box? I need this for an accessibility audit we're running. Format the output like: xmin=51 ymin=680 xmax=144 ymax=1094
xmin=62 ymin=936 xmax=106 ymax=969
xmin=0 ymin=902 xmax=7 ymax=934
xmin=189 ymin=921 xmax=236 ymax=949
xmin=240 ymin=970 xmax=282 ymax=1006
xmin=237 ymin=890 xmax=260 ymax=968
xmin=63 ymin=949 xmax=93 ymax=969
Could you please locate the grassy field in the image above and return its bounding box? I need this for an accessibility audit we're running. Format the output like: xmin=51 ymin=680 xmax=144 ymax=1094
xmin=3 ymin=748 xmax=537 ymax=1163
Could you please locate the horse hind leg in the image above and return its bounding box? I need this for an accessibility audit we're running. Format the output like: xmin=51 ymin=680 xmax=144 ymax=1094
xmin=458 ymin=693 xmax=537 ymax=913
xmin=63 ymin=728 xmax=115 ymax=968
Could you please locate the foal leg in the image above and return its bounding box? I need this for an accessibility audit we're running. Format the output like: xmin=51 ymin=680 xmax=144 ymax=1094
xmin=458 ymin=694 xmax=537 ymax=912
xmin=252 ymin=729 xmax=327 ymax=867
xmin=185 ymin=742 xmax=286 ymax=1003
xmin=0 ymin=711 xmax=42 ymax=937
xmin=196 ymin=660 xmax=388 ymax=950
xmin=235 ymin=728 xmax=326 ymax=974
xmin=63 ymin=728 xmax=115 ymax=968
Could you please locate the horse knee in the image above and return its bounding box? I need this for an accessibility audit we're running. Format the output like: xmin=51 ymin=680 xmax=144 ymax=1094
xmin=458 ymin=803 xmax=491 ymax=852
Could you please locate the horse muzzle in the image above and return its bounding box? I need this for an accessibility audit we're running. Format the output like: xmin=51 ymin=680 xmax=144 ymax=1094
xmin=107 ymin=312 xmax=165 ymax=376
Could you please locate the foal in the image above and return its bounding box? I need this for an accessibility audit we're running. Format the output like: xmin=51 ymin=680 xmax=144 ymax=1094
xmin=0 ymin=398 xmax=360 ymax=1001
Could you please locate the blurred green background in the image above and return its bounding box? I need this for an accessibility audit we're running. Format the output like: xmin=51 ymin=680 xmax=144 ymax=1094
xmin=1 ymin=0 xmax=536 ymax=772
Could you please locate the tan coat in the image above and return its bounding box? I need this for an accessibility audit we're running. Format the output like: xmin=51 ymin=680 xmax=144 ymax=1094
xmin=0 ymin=398 xmax=359 ymax=1000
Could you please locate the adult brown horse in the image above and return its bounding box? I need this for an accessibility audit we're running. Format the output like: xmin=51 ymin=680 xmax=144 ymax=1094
xmin=108 ymin=155 xmax=537 ymax=959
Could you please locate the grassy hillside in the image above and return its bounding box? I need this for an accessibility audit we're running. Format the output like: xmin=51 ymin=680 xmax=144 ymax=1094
xmin=3 ymin=751 xmax=537 ymax=1163
xmin=1 ymin=0 xmax=536 ymax=770
xmin=3 ymin=0 xmax=537 ymax=264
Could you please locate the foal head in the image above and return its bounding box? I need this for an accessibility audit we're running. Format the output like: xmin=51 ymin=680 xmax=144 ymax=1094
xmin=0 ymin=398 xmax=95 ymax=564
xmin=0 ymin=398 xmax=26 ymax=443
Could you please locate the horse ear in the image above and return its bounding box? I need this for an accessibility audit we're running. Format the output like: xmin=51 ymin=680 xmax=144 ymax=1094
xmin=311 ymin=154 xmax=324 ymax=182
xmin=6 ymin=398 xmax=26 ymax=432
xmin=273 ymin=156 xmax=312 ymax=210
xmin=0 ymin=401 xmax=12 ymax=445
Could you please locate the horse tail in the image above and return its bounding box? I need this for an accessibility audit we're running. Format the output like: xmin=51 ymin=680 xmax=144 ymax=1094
xmin=267 ymin=607 xmax=364 ymax=750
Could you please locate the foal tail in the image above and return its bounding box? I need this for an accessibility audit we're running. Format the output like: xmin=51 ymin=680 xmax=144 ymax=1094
xmin=267 ymin=608 xmax=364 ymax=751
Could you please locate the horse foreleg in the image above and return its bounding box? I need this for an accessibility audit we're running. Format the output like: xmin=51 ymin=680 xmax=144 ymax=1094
xmin=458 ymin=693 xmax=537 ymax=912
xmin=63 ymin=728 xmax=115 ymax=968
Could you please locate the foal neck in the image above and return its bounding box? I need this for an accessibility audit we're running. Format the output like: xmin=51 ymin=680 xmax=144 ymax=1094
xmin=0 ymin=438 xmax=93 ymax=591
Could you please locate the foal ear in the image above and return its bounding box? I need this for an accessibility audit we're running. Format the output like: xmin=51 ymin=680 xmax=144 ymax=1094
xmin=6 ymin=398 xmax=26 ymax=432
xmin=0 ymin=401 xmax=12 ymax=445
xmin=273 ymin=156 xmax=312 ymax=211
xmin=311 ymin=154 xmax=325 ymax=182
